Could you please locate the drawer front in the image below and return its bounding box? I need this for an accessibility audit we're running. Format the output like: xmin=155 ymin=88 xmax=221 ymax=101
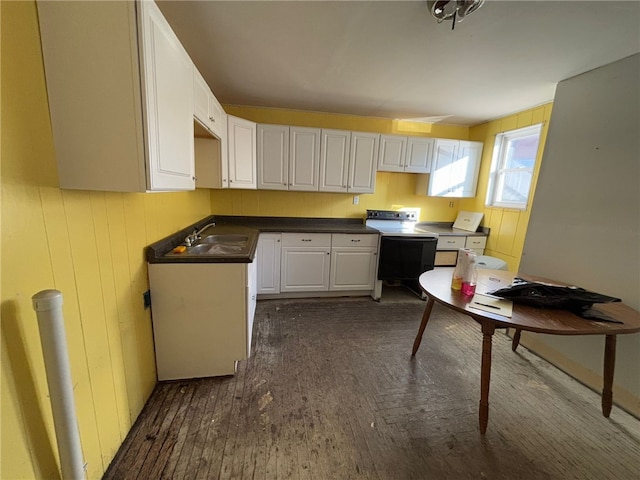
xmin=436 ymin=236 xmax=465 ymax=250
xmin=281 ymin=233 xmax=332 ymax=247
xmin=435 ymin=250 xmax=459 ymax=266
xmin=465 ymin=236 xmax=487 ymax=250
xmin=331 ymin=233 xmax=379 ymax=248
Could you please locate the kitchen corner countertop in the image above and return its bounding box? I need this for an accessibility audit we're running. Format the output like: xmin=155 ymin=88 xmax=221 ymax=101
xmin=416 ymin=222 xmax=490 ymax=236
xmin=146 ymin=215 xmax=379 ymax=264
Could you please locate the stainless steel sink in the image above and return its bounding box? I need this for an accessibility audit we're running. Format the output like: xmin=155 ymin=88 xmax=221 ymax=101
xmin=164 ymin=231 xmax=252 ymax=257
xmin=200 ymin=234 xmax=249 ymax=244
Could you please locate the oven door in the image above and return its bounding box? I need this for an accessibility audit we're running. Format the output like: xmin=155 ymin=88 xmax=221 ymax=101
xmin=377 ymin=236 xmax=438 ymax=280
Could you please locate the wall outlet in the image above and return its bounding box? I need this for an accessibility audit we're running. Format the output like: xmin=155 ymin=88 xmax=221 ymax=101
xmin=353 ymin=196 xmax=359 ymax=205
xmin=143 ymin=290 xmax=151 ymax=309
xmin=449 ymin=201 xmax=454 ymax=208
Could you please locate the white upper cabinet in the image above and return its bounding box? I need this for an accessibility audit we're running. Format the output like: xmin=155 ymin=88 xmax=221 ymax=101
xmin=319 ymin=130 xmax=378 ymax=193
xmin=256 ymin=125 xmax=320 ymax=191
xmin=348 ymin=132 xmax=379 ymax=193
xmin=38 ymin=0 xmax=195 ymax=192
xmin=319 ymin=129 xmax=351 ymax=192
xmin=378 ymin=135 xmax=407 ymax=172
xmin=378 ymin=135 xmax=433 ymax=173
xmin=193 ymin=68 xmax=225 ymax=139
xmin=228 ymin=115 xmax=257 ymax=189
xmin=419 ymin=139 xmax=483 ymax=197
xmin=404 ymin=137 xmax=434 ymax=173
xmin=257 ymin=124 xmax=290 ymax=190
xmin=289 ymin=127 xmax=321 ymax=191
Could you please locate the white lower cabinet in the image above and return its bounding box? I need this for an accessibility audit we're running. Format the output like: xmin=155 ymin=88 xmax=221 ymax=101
xmin=257 ymin=233 xmax=282 ymax=294
xmin=148 ymin=261 xmax=257 ymax=380
xmin=434 ymin=234 xmax=488 ymax=266
xmin=280 ymin=233 xmax=331 ymax=292
xmin=329 ymin=234 xmax=378 ymax=290
xmin=258 ymin=232 xmax=379 ymax=296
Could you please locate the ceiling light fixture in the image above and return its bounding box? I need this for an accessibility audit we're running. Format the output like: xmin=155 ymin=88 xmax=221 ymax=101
xmin=427 ymin=0 xmax=485 ymax=30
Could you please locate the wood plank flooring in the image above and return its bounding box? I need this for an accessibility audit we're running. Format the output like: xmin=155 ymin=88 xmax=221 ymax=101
xmin=104 ymin=289 xmax=640 ymax=480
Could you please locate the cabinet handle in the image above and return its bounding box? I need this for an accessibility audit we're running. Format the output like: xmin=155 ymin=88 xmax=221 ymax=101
xmin=209 ymin=116 xmax=216 ymax=123
xmin=301 ymin=239 xmax=312 ymax=242
xmin=351 ymin=239 xmax=361 ymax=242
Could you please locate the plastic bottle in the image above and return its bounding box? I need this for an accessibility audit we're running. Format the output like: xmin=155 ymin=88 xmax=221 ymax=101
xmin=451 ymin=249 xmax=466 ymax=290
xmin=461 ymin=255 xmax=478 ymax=296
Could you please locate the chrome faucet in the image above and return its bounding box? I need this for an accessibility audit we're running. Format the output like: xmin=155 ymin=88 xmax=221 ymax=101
xmin=184 ymin=222 xmax=216 ymax=247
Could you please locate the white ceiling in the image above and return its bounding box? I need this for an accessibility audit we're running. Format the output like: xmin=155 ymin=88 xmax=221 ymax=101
xmin=157 ymin=0 xmax=640 ymax=126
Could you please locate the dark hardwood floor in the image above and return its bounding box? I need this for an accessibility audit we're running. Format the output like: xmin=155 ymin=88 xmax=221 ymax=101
xmin=104 ymin=288 xmax=640 ymax=479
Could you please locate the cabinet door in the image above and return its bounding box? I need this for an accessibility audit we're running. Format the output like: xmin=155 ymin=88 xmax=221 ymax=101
xmin=349 ymin=132 xmax=378 ymax=193
xmin=140 ymin=0 xmax=195 ymax=191
xmin=452 ymin=141 xmax=482 ymax=197
xmin=330 ymin=248 xmax=377 ymax=291
xmin=289 ymin=127 xmax=321 ymax=191
xmin=428 ymin=139 xmax=458 ymax=197
xmin=193 ymin=69 xmax=212 ymax=131
xmin=404 ymin=137 xmax=434 ymax=173
xmin=228 ymin=115 xmax=257 ymax=189
xmin=377 ymin=135 xmax=407 ymax=172
xmin=281 ymin=248 xmax=331 ymax=292
xmin=257 ymin=124 xmax=289 ymax=190
xmin=319 ymin=129 xmax=350 ymax=192
xmin=246 ymin=260 xmax=257 ymax=357
xmin=207 ymin=94 xmax=225 ymax=138
xmin=257 ymin=233 xmax=282 ymax=294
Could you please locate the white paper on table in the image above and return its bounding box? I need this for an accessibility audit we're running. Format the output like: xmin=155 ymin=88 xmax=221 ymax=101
xmin=475 ymin=275 xmax=510 ymax=296
xmin=468 ymin=293 xmax=513 ymax=317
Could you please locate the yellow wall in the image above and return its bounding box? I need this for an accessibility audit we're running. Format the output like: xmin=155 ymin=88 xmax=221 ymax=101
xmin=1 ymin=3 xmax=553 ymax=478
xmin=213 ymin=106 xmax=470 ymax=221
xmin=463 ymin=104 xmax=553 ymax=271
xmin=1 ymin=3 xmax=210 ymax=479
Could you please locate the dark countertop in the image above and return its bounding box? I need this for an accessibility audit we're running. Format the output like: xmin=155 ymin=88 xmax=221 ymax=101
xmin=147 ymin=215 xmax=379 ymax=264
xmin=416 ymin=222 xmax=490 ymax=236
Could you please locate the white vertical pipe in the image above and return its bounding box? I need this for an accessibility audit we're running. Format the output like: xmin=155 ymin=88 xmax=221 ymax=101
xmin=32 ymin=290 xmax=86 ymax=480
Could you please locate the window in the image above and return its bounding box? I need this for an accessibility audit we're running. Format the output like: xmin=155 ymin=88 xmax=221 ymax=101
xmin=486 ymin=124 xmax=543 ymax=209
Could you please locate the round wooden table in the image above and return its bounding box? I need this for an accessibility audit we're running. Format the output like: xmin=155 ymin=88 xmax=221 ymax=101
xmin=411 ymin=268 xmax=640 ymax=434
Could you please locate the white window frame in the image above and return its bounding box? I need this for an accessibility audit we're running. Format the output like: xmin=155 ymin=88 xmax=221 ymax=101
xmin=486 ymin=123 xmax=543 ymax=210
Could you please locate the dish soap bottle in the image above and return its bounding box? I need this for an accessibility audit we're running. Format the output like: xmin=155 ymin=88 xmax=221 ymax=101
xmin=461 ymin=255 xmax=478 ymax=296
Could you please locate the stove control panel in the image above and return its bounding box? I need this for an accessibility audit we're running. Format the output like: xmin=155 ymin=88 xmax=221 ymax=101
xmin=366 ymin=209 xmax=418 ymax=222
